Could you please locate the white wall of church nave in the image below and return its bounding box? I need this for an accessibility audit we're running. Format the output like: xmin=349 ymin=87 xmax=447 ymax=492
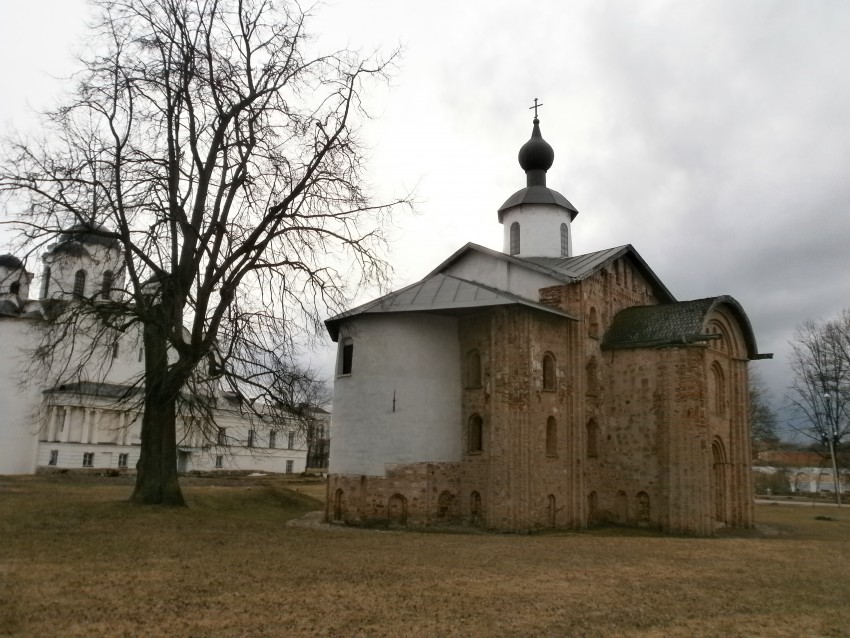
xmin=500 ymin=204 xmax=573 ymax=258
xmin=442 ymin=251 xmax=562 ymax=301
xmin=330 ymin=313 xmax=462 ymax=476
xmin=0 ymin=319 xmax=41 ymax=473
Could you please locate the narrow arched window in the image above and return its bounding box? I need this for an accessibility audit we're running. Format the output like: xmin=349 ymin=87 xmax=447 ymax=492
xmin=560 ymin=223 xmax=569 ymax=256
xmin=637 ymin=491 xmax=651 ymax=524
xmin=587 ymin=491 xmax=598 ymax=523
xmin=41 ymin=266 xmax=51 ymax=299
xmin=339 ymin=338 xmax=353 ymax=375
xmin=542 ymin=352 xmax=556 ymax=391
xmin=468 ymin=414 xmax=483 ymax=453
xmin=586 ymin=419 xmax=598 ymax=458
xmin=73 ymin=270 xmax=86 ymax=299
xmin=470 ymin=491 xmax=482 ymax=524
xmin=9 ymin=281 xmax=20 ymax=296
xmin=586 ymin=357 xmax=599 ymax=396
xmin=466 ymin=350 xmax=482 ymax=388
xmin=333 ymin=489 xmax=344 ymax=521
xmin=509 ymin=222 xmax=520 ymax=255
xmin=588 ymin=306 xmax=600 ymax=338
xmin=101 ymin=270 xmax=113 ymax=300
xmin=711 ymin=361 xmax=726 ymax=416
xmin=545 ymin=416 xmax=557 ymax=457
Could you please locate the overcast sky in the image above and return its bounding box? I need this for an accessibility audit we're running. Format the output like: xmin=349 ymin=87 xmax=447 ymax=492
xmin=1 ymin=0 xmax=848 ymax=435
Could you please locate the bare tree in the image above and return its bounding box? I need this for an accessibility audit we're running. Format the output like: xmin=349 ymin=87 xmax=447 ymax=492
xmin=749 ymin=367 xmax=779 ymax=459
xmin=0 ymin=0 xmax=406 ymax=505
xmin=787 ymin=309 xmax=850 ymax=504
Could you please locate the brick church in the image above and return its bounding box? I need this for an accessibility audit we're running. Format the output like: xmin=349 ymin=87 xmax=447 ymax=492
xmin=324 ymin=112 xmax=770 ymax=535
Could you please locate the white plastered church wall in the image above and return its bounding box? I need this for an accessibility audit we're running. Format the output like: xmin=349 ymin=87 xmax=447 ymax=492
xmin=330 ymin=313 xmax=462 ymax=476
xmin=440 ymin=250 xmax=562 ymax=300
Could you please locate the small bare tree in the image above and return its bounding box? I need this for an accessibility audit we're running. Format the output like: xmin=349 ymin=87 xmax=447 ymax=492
xmin=0 ymin=0 xmax=406 ymax=505
xmin=749 ymin=367 xmax=779 ymax=459
xmin=787 ymin=309 xmax=850 ymax=504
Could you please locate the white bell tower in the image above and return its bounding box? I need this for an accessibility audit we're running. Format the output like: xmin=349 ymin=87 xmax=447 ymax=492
xmin=498 ymin=101 xmax=578 ymax=258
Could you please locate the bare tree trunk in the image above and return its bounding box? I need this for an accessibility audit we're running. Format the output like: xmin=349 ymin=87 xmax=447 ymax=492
xmin=131 ymin=318 xmax=185 ymax=506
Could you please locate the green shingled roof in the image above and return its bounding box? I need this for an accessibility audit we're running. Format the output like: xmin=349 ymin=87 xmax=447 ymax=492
xmin=602 ymin=296 xmax=764 ymax=359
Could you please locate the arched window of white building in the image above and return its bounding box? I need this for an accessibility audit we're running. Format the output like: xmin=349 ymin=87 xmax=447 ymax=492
xmin=339 ymin=338 xmax=353 ymax=375
xmin=73 ymin=270 xmax=87 ymax=299
xmin=510 ymin=222 xmax=520 ymax=255
xmin=560 ymin=223 xmax=569 ymax=256
xmin=41 ymin=266 xmax=51 ymax=299
xmin=101 ymin=270 xmax=113 ymax=300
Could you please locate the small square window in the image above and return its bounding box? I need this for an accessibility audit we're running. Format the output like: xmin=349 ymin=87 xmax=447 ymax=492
xmin=82 ymin=452 xmax=94 ymax=467
xmin=118 ymin=453 xmax=129 ymax=468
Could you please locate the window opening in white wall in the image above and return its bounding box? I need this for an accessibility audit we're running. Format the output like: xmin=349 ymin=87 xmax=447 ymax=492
xmin=82 ymin=452 xmax=94 ymax=467
xmin=340 ymin=340 xmax=353 ymax=375
xmin=73 ymin=270 xmax=87 ymax=299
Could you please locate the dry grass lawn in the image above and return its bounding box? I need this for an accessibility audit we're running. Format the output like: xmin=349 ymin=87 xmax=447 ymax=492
xmin=1 ymin=474 xmax=849 ymax=637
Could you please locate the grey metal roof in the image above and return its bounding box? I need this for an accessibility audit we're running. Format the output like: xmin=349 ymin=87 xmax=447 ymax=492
xmin=602 ymin=296 xmax=765 ymax=359
xmin=325 ymin=272 xmax=576 ymax=341
xmin=497 ymin=185 xmax=579 ymax=221
xmin=427 ymin=242 xmax=676 ymax=303
xmin=523 ymin=246 xmax=630 ymax=280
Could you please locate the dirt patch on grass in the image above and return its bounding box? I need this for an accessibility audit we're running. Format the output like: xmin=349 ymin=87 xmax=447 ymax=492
xmin=1 ymin=475 xmax=848 ymax=637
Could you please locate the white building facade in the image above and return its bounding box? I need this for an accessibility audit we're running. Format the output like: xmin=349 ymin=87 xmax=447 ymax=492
xmin=0 ymin=228 xmax=310 ymax=476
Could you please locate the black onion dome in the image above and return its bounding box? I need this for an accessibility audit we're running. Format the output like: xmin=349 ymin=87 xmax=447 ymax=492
xmin=518 ymin=118 xmax=554 ymax=173
xmin=56 ymin=222 xmax=120 ymax=250
xmin=0 ymin=254 xmax=25 ymax=269
xmin=497 ymin=117 xmax=579 ymax=222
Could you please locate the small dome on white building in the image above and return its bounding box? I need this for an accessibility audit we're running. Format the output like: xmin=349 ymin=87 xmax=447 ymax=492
xmin=40 ymin=222 xmax=123 ymax=301
xmin=0 ymin=253 xmax=33 ymax=313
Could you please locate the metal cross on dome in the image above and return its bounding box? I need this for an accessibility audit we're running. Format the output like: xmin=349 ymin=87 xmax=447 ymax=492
xmin=528 ymin=98 xmax=543 ymax=118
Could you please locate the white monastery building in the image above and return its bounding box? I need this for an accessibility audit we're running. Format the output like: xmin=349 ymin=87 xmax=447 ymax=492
xmin=0 ymin=230 xmax=316 ymax=476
